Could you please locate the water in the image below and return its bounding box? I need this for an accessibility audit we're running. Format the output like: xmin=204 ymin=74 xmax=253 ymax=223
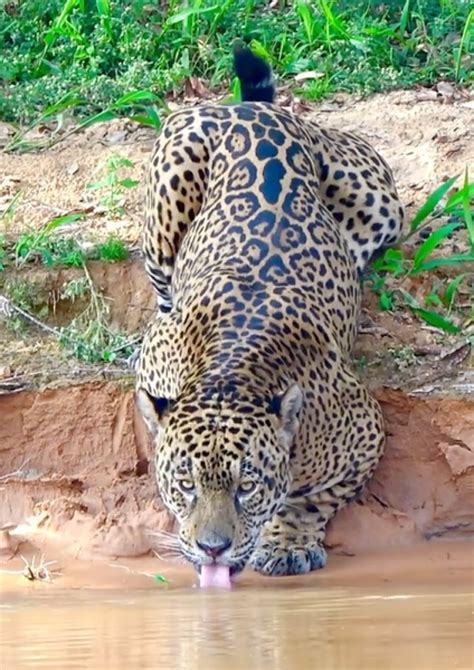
xmin=0 ymin=587 xmax=472 ymax=669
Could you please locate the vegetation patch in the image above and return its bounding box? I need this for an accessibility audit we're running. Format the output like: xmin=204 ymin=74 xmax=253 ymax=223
xmin=0 ymin=220 xmax=136 ymax=364
xmin=367 ymin=169 xmax=473 ymax=337
xmin=1 ymin=0 xmax=471 ymax=133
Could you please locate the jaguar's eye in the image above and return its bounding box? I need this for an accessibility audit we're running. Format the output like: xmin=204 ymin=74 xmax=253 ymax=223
xmin=237 ymin=480 xmax=257 ymax=496
xmin=177 ymin=478 xmax=195 ymax=494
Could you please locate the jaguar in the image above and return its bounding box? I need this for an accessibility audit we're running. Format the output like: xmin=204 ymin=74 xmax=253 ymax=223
xmin=135 ymin=43 xmax=403 ymax=578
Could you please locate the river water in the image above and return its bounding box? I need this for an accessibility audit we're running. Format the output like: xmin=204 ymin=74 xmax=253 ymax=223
xmin=1 ymin=585 xmax=472 ymax=669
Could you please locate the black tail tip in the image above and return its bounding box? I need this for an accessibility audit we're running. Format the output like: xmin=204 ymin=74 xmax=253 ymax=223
xmin=232 ymin=40 xmax=275 ymax=104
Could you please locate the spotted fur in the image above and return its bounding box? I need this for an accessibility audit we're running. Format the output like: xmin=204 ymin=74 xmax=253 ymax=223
xmin=136 ymin=50 xmax=401 ymax=577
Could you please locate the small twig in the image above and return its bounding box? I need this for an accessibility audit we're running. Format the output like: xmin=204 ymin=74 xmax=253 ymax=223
xmin=20 ymin=554 xmax=62 ymax=582
xmin=0 ymin=457 xmax=32 ymax=481
xmin=109 ymin=335 xmax=142 ymax=354
xmin=358 ymin=325 xmax=392 ymax=336
xmin=0 ymin=294 xmax=61 ymax=338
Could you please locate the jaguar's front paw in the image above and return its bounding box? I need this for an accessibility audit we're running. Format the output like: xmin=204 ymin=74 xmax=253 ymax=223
xmin=250 ymin=538 xmax=327 ymax=576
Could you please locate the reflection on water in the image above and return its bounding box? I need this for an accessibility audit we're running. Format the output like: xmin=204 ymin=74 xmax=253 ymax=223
xmin=0 ymin=587 xmax=472 ymax=669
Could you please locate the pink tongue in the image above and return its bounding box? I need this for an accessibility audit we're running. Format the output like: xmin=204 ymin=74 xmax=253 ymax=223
xmin=199 ymin=564 xmax=232 ymax=589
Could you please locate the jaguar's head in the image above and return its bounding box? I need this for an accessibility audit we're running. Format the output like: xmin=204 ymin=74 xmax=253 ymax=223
xmin=136 ymin=384 xmax=303 ymax=576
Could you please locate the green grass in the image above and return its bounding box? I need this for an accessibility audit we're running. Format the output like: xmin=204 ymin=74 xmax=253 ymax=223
xmin=367 ymin=169 xmax=474 ymax=336
xmin=0 ymin=0 xmax=471 ymax=126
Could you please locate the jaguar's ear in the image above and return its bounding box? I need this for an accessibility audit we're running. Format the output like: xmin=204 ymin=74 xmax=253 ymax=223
xmin=136 ymin=389 xmax=175 ymax=436
xmin=270 ymin=383 xmax=303 ymax=443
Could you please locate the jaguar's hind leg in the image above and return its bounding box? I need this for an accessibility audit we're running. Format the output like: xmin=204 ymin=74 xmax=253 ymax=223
xmin=143 ymin=110 xmax=212 ymax=311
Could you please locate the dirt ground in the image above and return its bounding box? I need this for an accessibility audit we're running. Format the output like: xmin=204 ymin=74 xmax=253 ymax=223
xmin=0 ymin=87 xmax=473 ymax=589
xmin=1 ymin=87 xmax=473 ymax=241
xmin=1 ymin=86 xmax=473 ymax=389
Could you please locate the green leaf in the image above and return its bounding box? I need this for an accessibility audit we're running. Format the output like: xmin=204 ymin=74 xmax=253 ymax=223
xmin=399 ymin=0 xmax=411 ymax=33
xmin=117 ymin=158 xmax=134 ymax=168
xmin=79 ymin=110 xmax=116 ymax=129
xmin=113 ymin=90 xmax=158 ymax=107
xmin=410 ymin=175 xmax=459 ymax=232
xmin=249 ymin=39 xmax=273 ymax=61
xmin=455 ymin=8 xmax=473 ymax=82
xmin=96 ymin=0 xmax=111 ymax=18
xmin=119 ymin=178 xmax=139 ymax=189
xmin=444 ymin=182 xmax=474 ymax=212
xmin=55 ymin=0 xmax=80 ymax=27
xmin=412 ymin=221 xmax=462 ymax=271
xmin=40 ymin=248 xmax=54 ymax=266
xmin=461 ymin=168 xmax=474 ymax=249
xmin=166 ymin=6 xmax=219 ymax=24
xmin=41 ymin=91 xmax=83 ymax=119
xmin=424 ymin=291 xmax=443 ymax=307
xmin=372 ymin=248 xmax=405 ymax=274
xmin=414 ymin=253 xmax=474 ymax=272
xmin=129 ymin=106 xmax=161 ymax=130
xmin=443 ymin=274 xmax=467 ymax=307
xmin=153 ymin=574 xmax=168 ymax=584
xmin=232 ymin=77 xmax=242 ymax=102
xmin=296 ymin=1 xmax=316 ymax=43
xmin=384 ymin=248 xmax=404 ymax=262
xmin=412 ymin=308 xmax=460 ymax=334
xmin=44 ymin=213 xmax=84 ymax=233
xmin=379 ymin=291 xmax=393 ymax=310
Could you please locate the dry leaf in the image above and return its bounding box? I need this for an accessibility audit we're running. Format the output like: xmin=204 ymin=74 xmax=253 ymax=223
xmin=294 ymin=70 xmax=325 ymax=82
xmin=184 ymin=77 xmax=212 ymax=100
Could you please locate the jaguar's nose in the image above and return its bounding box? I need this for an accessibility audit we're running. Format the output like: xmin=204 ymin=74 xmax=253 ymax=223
xmin=196 ymin=537 xmax=232 ymax=558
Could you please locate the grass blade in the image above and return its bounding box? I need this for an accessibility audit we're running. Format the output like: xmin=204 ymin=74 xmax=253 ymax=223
xmin=249 ymin=40 xmax=273 ymax=62
xmin=232 ymin=77 xmax=242 ymax=102
xmin=379 ymin=291 xmax=393 ymax=310
xmin=410 ymin=175 xmax=459 ymax=232
xmin=113 ymin=91 xmax=158 ymax=107
xmin=399 ymin=0 xmax=411 ymax=34
xmin=372 ymin=248 xmax=405 ymax=274
xmin=414 ymin=253 xmax=474 ymax=272
xmin=443 ymin=274 xmax=468 ymax=308
xmin=166 ymin=5 xmax=220 ymax=25
xmin=444 ymin=182 xmax=474 ymax=212
xmin=461 ymin=168 xmax=474 ymax=250
xmin=78 ymin=110 xmax=116 ymax=129
xmin=296 ymin=1 xmax=317 ymax=44
xmin=44 ymin=213 xmax=84 ymax=233
xmin=96 ymin=0 xmax=112 ymax=39
xmin=455 ymin=8 xmax=473 ymax=82
xmin=412 ymin=221 xmax=462 ymax=271
xmin=317 ymin=0 xmax=350 ymax=40
xmin=41 ymin=91 xmax=84 ymax=119
xmin=96 ymin=0 xmax=110 ymax=18
xmin=129 ymin=105 xmax=161 ymax=130
xmin=411 ymin=308 xmax=460 ymax=333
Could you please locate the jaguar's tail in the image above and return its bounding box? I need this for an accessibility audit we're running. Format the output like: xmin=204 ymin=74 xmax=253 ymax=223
xmin=233 ymin=41 xmax=275 ymax=103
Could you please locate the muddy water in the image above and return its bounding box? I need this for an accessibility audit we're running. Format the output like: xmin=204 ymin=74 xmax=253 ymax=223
xmin=1 ymin=587 xmax=472 ymax=670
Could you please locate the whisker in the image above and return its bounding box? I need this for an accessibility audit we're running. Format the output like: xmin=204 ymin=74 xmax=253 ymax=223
xmin=152 ymin=549 xmax=185 ymax=563
xmin=147 ymin=530 xmax=179 ymax=544
xmin=147 ymin=528 xmax=178 ymax=539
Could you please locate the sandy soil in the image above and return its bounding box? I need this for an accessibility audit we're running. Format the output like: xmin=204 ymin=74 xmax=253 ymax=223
xmin=0 ymin=537 xmax=471 ymax=592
